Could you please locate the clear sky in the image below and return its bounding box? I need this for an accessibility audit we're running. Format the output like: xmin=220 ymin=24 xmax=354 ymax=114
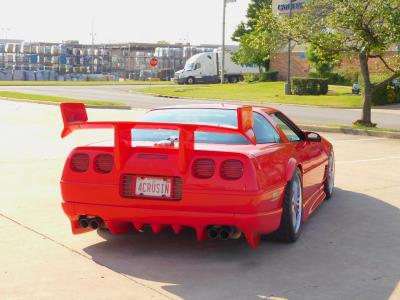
xmin=1 ymin=0 xmax=251 ymax=45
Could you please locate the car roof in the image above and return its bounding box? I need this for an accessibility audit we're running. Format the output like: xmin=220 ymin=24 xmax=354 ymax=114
xmin=150 ymin=103 xmax=279 ymax=114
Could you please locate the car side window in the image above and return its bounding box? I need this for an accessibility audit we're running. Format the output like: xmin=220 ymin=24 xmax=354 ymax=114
xmin=269 ymin=113 xmax=303 ymax=142
xmin=195 ymin=63 xmax=201 ymax=70
xmin=253 ymin=113 xmax=281 ymax=144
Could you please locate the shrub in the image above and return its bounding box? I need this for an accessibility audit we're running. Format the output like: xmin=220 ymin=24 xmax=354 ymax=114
xmin=244 ymin=71 xmax=279 ymax=83
xmin=371 ymin=84 xmax=389 ymax=105
xmin=260 ymin=71 xmax=279 ymax=82
xmin=243 ymin=74 xmax=259 ymax=83
xmin=371 ymin=83 xmax=400 ymax=105
xmin=340 ymin=71 xmax=360 ymax=85
xmin=291 ymin=77 xmax=329 ymax=95
xmin=326 ymin=73 xmax=351 ymax=86
xmin=319 ymin=80 xmax=329 ymax=94
xmin=309 ymin=71 xmax=356 ymax=86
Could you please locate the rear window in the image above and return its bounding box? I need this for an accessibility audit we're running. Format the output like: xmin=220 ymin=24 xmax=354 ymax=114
xmin=132 ymin=108 xmax=280 ymax=145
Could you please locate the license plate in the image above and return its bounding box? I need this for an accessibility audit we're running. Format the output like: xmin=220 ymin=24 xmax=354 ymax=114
xmin=135 ymin=176 xmax=172 ymax=199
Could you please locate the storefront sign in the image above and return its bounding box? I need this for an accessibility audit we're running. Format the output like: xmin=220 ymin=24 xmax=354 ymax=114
xmin=274 ymin=0 xmax=305 ymax=14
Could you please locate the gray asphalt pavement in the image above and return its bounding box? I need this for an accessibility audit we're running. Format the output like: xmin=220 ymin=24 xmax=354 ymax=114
xmin=0 ymin=84 xmax=399 ymax=129
xmin=0 ymin=100 xmax=399 ymax=300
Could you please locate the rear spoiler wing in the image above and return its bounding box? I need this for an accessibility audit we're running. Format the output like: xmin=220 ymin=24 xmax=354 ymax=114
xmin=60 ymin=103 xmax=256 ymax=172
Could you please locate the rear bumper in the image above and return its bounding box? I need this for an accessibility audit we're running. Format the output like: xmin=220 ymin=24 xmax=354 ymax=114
xmin=62 ymin=201 xmax=282 ymax=248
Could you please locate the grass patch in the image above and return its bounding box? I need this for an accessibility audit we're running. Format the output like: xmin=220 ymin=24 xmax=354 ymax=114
xmin=137 ymin=82 xmax=362 ymax=108
xmin=0 ymin=91 xmax=125 ymax=106
xmin=0 ymin=80 xmax=173 ymax=86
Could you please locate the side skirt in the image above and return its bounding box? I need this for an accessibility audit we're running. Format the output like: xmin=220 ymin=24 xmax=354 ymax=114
xmin=302 ymin=185 xmax=326 ymax=222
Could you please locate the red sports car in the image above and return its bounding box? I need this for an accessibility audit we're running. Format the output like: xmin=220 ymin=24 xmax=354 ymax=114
xmin=60 ymin=103 xmax=335 ymax=248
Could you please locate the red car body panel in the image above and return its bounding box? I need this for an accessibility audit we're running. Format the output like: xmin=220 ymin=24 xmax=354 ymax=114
xmin=60 ymin=103 xmax=332 ymax=248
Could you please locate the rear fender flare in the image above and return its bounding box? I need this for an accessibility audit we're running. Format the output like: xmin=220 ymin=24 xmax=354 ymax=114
xmin=285 ymin=158 xmax=299 ymax=182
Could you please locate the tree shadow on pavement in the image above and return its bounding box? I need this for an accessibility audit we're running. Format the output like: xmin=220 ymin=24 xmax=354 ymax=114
xmin=83 ymin=188 xmax=400 ymax=300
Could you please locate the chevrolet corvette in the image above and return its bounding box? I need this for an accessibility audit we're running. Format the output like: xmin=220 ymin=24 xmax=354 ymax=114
xmin=60 ymin=103 xmax=334 ymax=248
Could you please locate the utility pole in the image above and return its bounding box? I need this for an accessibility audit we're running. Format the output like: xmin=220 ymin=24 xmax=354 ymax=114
xmin=221 ymin=0 xmax=236 ymax=84
xmin=1 ymin=28 xmax=11 ymax=69
xmin=90 ymin=20 xmax=96 ymax=74
xmin=285 ymin=0 xmax=294 ymax=95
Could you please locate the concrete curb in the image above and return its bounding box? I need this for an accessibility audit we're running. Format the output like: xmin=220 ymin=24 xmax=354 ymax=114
xmin=300 ymin=124 xmax=400 ymax=139
xmin=0 ymin=97 xmax=131 ymax=110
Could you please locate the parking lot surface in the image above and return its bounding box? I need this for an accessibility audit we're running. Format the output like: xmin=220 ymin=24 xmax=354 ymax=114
xmin=0 ymin=100 xmax=399 ymax=300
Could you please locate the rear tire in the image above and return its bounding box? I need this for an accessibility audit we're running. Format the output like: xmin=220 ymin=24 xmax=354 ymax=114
xmin=274 ymin=168 xmax=303 ymax=243
xmin=324 ymin=149 xmax=335 ymax=199
xmin=230 ymin=76 xmax=238 ymax=83
xmin=186 ymin=77 xmax=195 ymax=84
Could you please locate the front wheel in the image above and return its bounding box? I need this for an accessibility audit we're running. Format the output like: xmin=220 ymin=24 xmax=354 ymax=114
xmin=186 ymin=77 xmax=195 ymax=84
xmin=324 ymin=149 xmax=335 ymax=199
xmin=274 ymin=168 xmax=303 ymax=243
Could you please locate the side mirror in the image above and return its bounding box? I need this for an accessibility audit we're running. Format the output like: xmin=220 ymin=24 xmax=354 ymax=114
xmin=305 ymin=132 xmax=322 ymax=142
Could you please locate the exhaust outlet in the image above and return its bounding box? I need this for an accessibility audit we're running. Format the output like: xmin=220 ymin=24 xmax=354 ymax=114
xmin=207 ymin=227 xmax=219 ymax=240
xmin=89 ymin=218 xmax=103 ymax=230
xmin=219 ymin=226 xmax=233 ymax=240
xmin=78 ymin=217 xmax=89 ymax=228
xmin=219 ymin=226 xmax=242 ymax=240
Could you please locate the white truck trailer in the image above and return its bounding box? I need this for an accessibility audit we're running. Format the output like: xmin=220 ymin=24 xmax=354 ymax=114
xmin=174 ymin=50 xmax=259 ymax=84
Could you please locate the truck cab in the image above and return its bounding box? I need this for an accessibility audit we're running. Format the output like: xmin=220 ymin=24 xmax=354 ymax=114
xmin=175 ymin=52 xmax=219 ymax=84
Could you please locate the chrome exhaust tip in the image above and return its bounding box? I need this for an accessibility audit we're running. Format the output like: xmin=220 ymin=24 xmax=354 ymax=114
xmin=89 ymin=218 xmax=102 ymax=230
xmin=219 ymin=226 xmax=233 ymax=240
xmin=219 ymin=226 xmax=242 ymax=240
xmin=207 ymin=227 xmax=219 ymax=240
xmin=78 ymin=217 xmax=89 ymax=228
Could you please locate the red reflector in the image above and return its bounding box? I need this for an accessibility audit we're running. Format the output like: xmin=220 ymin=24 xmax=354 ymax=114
xmin=121 ymin=175 xmax=134 ymax=197
xmin=192 ymin=158 xmax=215 ymax=179
xmin=70 ymin=153 xmax=89 ymax=172
xmin=94 ymin=154 xmax=114 ymax=173
xmin=220 ymin=160 xmax=243 ymax=180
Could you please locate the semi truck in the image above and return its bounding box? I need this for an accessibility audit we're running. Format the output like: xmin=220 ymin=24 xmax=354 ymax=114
xmin=174 ymin=50 xmax=259 ymax=84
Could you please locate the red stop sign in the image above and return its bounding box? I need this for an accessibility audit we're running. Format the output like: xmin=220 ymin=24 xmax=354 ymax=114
xmin=150 ymin=57 xmax=158 ymax=67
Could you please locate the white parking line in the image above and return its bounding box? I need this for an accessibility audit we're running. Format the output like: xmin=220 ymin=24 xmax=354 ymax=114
xmin=337 ymin=156 xmax=400 ymax=165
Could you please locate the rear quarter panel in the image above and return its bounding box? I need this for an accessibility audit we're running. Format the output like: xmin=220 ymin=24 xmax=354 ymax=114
xmin=251 ymin=144 xmax=290 ymax=211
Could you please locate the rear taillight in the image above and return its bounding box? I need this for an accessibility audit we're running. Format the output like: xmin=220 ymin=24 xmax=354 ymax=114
xmin=94 ymin=154 xmax=114 ymax=173
xmin=70 ymin=153 xmax=89 ymax=172
xmin=192 ymin=158 xmax=215 ymax=179
xmin=220 ymin=160 xmax=243 ymax=180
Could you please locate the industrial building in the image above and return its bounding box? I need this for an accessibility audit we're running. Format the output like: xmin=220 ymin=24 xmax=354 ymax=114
xmin=0 ymin=39 xmax=219 ymax=81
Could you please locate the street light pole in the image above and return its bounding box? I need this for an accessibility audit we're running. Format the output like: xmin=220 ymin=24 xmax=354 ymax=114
xmin=285 ymin=0 xmax=294 ymax=95
xmin=221 ymin=0 xmax=236 ymax=84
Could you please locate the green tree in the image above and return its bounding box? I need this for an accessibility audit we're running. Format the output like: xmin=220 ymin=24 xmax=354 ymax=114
xmin=231 ymin=33 xmax=269 ymax=77
xmin=289 ymin=0 xmax=400 ymax=126
xmin=232 ymin=0 xmax=272 ymax=42
xmin=231 ymin=0 xmax=273 ymax=73
xmin=306 ymin=44 xmax=339 ymax=77
xmin=236 ymin=8 xmax=287 ymax=77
